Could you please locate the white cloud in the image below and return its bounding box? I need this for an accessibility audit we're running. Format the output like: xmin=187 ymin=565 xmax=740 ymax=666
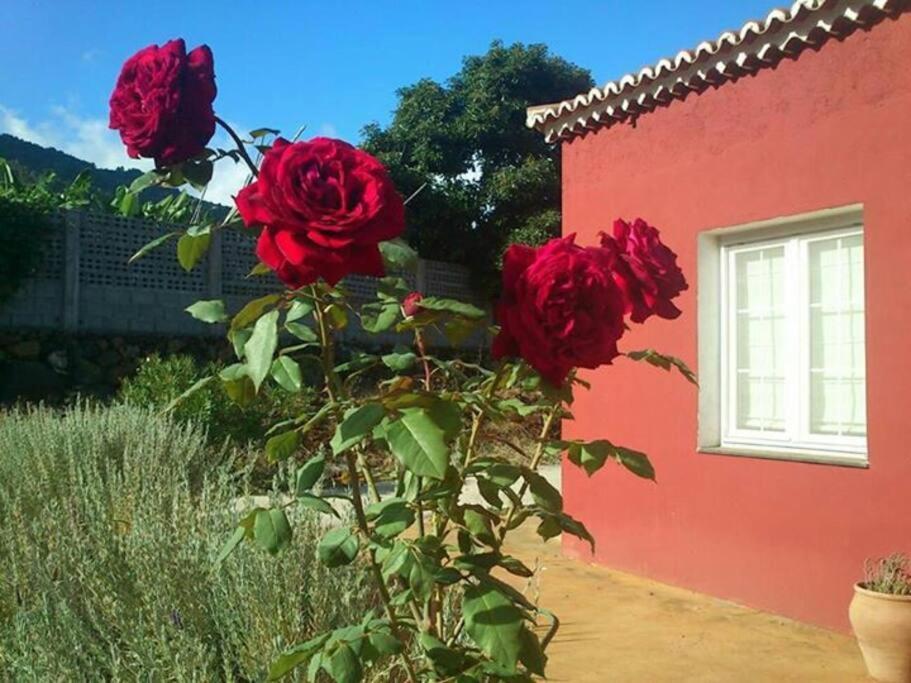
xmin=318 ymin=122 xmax=338 ymax=138
xmin=81 ymin=49 xmax=101 ymax=63
xmin=197 ymin=155 xmax=251 ymax=207
xmin=0 ymin=103 xmax=151 ymax=174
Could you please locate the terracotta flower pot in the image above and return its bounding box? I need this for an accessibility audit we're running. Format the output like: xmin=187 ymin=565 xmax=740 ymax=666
xmin=850 ymin=583 xmax=911 ymax=682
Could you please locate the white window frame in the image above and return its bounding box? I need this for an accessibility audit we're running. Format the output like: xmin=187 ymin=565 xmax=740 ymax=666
xmin=698 ymin=205 xmax=868 ymax=467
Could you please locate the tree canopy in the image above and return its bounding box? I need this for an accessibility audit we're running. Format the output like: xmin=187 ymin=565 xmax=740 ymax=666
xmin=361 ymin=41 xmax=593 ymax=294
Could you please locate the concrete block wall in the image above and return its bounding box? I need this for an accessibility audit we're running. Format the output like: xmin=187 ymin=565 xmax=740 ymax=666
xmin=0 ymin=210 xmax=487 ymax=347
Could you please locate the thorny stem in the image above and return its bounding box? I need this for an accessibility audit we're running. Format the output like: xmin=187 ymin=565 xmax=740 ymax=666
xmin=214 ymin=116 xmax=260 ymax=178
xmin=435 ymin=365 xmax=506 ymax=539
xmin=413 ymin=328 xmax=433 ymax=391
xmin=497 ymin=402 xmax=562 ymax=544
xmin=345 ymin=452 xmax=419 ymax=683
xmin=357 ymin=450 xmax=381 ymax=505
xmin=312 ymin=289 xmax=340 ymax=402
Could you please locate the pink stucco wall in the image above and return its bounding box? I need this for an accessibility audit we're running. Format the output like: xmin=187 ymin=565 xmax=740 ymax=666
xmin=560 ymin=13 xmax=911 ymax=632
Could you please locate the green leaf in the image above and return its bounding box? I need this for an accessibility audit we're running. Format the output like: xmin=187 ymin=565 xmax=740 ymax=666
xmin=254 ymin=508 xmax=293 ymax=555
xmin=522 ymin=469 xmax=563 ymax=512
xmin=518 ymin=627 xmax=547 ymax=677
xmin=365 ymin=498 xmax=415 ymax=538
xmin=215 ymin=526 xmax=246 ymax=566
xmin=500 ymin=555 xmax=535 ymax=578
xmin=129 ymin=169 xmax=163 ymax=193
xmin=323 ymin=643 xmax=361 ymax=683
xmin=562 ymin=439 xmax=655 ymax=480
xmin=463 ymin=506 xmax=497 ymax=547
xmin=229 ymin=327 xmax=252 ymax=360
xmin=185 ymin=299 xmax=228 ymax=324
xmin=128 ymin=231 xmax=179 ymax=263
xmin=366 ymin=630 xmax=402 ymax=656
xmin=265 ymin=430 xmax=300 ymax=462
xmin=442 ymin=317 xmax=482 ymax=345
xmin=183 ymin=158 xmax=214 ymax=190
xmin=286 ymin=298 xmax=315 ymax=321
xmin=360 ymin=300 xmax=399 ymax=333
xmin=417 ymin=296 xmax=486 ymax=320
xmin=231 ymin=293 xmax=282 ymax=331
xmin=324 ymin=303 xmax=348 ymax=330
xmin=381 ymin=350 xmax=417 ymax=372
xmin=557 ymin=512 xmax=595 ymax=551
xmin=161 ymin=376 xmax=214 ymax=414
xmin=248 ymin=261 xmax=272 ymax=277
xmin=564 ymin=440 xmax=610 ymax=476
xmin=244 ymin=310 xmax=279 ymax=391
xmin=625 ymin=349 xmax=697 ymax=385
xmin=381 ymin=541 xmax=411 ymax=580
xmin=250 ymin=127 xmax=281 ymax=139
xmin=220 ymin=364 xmax=255 ymax=405
xmin=286 ymin=320 xmax=319 ymax=342
xmin=298 ymin=493 xmax=338 ymax=517
xmin=269 ymin=634 xmax=330 ymax=680
xmin=379 ymin=238 xmax=419 ymax=272
xmin=176 ymin=231 xmax=211 ymax=271
xmin=271 ymin=356 xmax=302 ymax=392
xmin=409 ymin=555 xmax=434 ymax=601
xmin=384 ymin=408 xmax=450 ymax=480
xmin=463 ymin=582 xmax=524 ymax=669
xmin=615 ymin=445 xmax=656 ymax=481
xmin=318 ymin=527 xmax=360 ymax=567
xmin=418 ymin=633 xmax=464 ymax=674
xmin=536 ymin=516 xmax=561 ymax=542
xmin=296 ymin=454 xmax=326 ymax=493
xmin=331 ymin=403 xmax=385 ymax=455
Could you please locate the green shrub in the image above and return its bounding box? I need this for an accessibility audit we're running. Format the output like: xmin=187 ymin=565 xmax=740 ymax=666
xmin=118 ymin=353 xmax=316 ymax=446
xmin=0 ymin=403 xmax=371 ymax=680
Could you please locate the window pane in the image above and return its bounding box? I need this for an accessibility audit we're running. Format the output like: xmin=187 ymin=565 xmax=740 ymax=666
xmin=808 ymin=233 xmax=865 ymax=437
xmin=734 ymin=246 xmax=786 ymax=433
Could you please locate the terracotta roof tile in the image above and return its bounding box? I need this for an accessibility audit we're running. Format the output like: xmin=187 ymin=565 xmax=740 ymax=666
xmin=527 ymin=0 xmax=909 ymax=142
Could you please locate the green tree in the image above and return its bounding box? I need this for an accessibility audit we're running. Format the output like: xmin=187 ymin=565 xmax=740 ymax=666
xmin=361 ymin=41 xmax=593 ymax=294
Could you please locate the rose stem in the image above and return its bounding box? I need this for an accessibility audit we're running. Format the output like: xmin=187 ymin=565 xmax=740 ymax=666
xmin=214 ymin=116 xmax=260 ymax=178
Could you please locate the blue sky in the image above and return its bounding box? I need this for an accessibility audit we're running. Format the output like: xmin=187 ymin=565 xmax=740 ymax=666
xmin=1 ymin=0 xmax=775 ymax=202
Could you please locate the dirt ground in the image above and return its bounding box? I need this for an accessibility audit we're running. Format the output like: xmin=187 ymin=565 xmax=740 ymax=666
xmin=502 ymin=525 xmax=868 ymax=683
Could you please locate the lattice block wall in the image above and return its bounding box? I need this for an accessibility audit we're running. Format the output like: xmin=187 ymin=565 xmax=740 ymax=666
xmin=80 ymin=213 xmax=207 ymax=292
xmin=32 ymin=214 xmax=66 ymax=280
xmin=0 ymin=209 xmax=487 ymax=346
xmin=423 ymin=259 xmax=478 ymax=303
xmin=221 ymin=228 xmax=281 ymax=297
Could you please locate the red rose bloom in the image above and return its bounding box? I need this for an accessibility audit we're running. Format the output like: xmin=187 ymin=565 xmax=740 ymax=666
xmin=600 ymin=218 xmax=688 ymax=323
xmin=402 ymin=292 xmax=424 ymax=317
xmin=235 ymin=137 xmax=405 ymax=288
xmin=492 ymin=235 xmax=627 ymax=387
xmin=109 ymin=39 xmax=216 ymax=166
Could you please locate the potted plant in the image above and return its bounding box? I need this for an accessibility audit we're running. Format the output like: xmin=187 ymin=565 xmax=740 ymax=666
xmin=850 ymin=554 xmax=911 ymax=682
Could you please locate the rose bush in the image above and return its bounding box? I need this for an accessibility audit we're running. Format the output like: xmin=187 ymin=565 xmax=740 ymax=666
xmin=236 ymin=137 xmax=405 ymax=287
xmin=402 ymin=291 xmax=424 ymax=318
xmin=492 ymin=234 xmax=628 ymax=387
xmin=109 ymin=39 xmax=216 ymax=166
xmin=116 ymin=39 xmax=693 ymax=683
xmin=601 ymin=217 xmax=688 ymax=323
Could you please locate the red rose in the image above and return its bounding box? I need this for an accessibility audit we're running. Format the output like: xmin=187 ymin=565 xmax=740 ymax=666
xmin=492 ymin=235 xmax=627 ymax=387
xmin=109 ymin=39 xmax=216 ymax=167
xmin=235 ymin=137 xmax=405 ymax=288
xmin=402 ymin=292 xmax=424 ymax=317
xmin=600 ymin=218 xmax=688 ymax=323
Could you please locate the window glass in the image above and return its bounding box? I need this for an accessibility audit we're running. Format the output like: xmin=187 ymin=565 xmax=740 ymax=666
xmin=734 ymin=247 xmax=786 ymax=432
xmin=808 ymin=233 xmax=865 ymax=437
